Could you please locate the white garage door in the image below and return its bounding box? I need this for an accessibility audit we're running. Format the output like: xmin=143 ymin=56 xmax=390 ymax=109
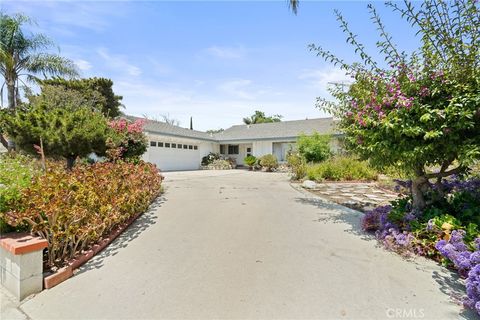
xmin=147 ymin=142 xmax=200 ymax=171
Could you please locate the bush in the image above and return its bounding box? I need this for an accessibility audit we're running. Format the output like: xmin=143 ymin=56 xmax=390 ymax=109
xmin=106 ymin=118 xmax=148 ymax=162
xmin=259 ymin=154 xmax=278 ymax=172
xmin=203 ymin=159 xmax=233 ymax=170
xmin=297 ymin=132 xmax=331 ymax=163
xmin=4 ymin=161 xmax=162 ymax=267
xmin=286 ymin=152 xmax=306 ymax=180
xmin=305 ymin=156 xmax=377 ymax=181
xmin=201 ymin=152 xmax=221 ymax=166
xmin=0 ymin=154 xmax=38 ymax=233
xmin=244 ymin=155 xmax=257 ymax=169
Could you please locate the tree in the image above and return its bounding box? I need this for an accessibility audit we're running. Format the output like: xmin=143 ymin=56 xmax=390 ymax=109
xmin=243 ymin=110 xmax=283 ymax=125
xmin=160 ymin=113 xmax=180 ymax=126
xmin=1 ymin=85 xmax=109 ymax=169
xmin=206 ymin=128 xmax=224 ymax=134
xmin=39 ymin=77 xmax=123 ymax=118
xmin=314 ymin=0 xmax=480 ymax=211
xmin=0 ymin=13 xmax=78 ymax=109
xmin=297 ymin=132 xmax=331 ymax=163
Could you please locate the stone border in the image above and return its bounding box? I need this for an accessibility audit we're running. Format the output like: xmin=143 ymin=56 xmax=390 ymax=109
xmin=43 ymin=210 xmax=144 ymax=289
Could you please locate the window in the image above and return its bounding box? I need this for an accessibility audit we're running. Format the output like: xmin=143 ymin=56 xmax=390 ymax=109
xmin=177 ymin=144 xmax=182 ymax=149
xmin=165 ymin=143 xmax=170 ymax=148
xmin=183 ymin=144 xmax=188 ymax=149
xmin=172 ymin=143 xmax=176 ymax=148
xmin=194 ymin=146 xmax=198 ymax=150
xmin=247 ymin=147 xmax=251 ymax=153
xmin=228 ymin=145 xmax=239 ymax=155
xmin=150 ymin=141 xmax=157 ymax=147
xmin=220 ymin=145 xmax=226 ymax=154
xmin=158 ymin=142 xmax=164 ymax=147
xmin=189 ymin=145 xmax=193 ymax=150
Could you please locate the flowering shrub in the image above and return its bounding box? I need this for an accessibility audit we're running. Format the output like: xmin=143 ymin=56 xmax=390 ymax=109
xmin=5 ymin=161 xmax=162 ymax=267
xmin=203 ymin=159 xmax=234 ymax=170
xmin=106 ymin=118 xmax=147 ymax=162
xmin=201 ymin=152 xmax=221 ymax=166
xmin=363 ymin=177 xmax=480 ymax=314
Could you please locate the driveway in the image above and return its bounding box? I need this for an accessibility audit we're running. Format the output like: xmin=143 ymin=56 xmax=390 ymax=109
xmin=15 ymin=170 xmax=470 ymax=319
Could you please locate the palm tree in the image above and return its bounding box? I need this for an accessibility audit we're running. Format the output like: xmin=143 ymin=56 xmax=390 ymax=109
xmin=289 ymin=0 xmax=299 ymax=14
xmin=243 ymin=110 xmax=283 ymax=125
xmin=0 ymin=13 xmax=78 ymax=109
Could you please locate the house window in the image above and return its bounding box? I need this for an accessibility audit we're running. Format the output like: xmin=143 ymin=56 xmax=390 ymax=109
xmin=194 ymin=146 xmax=198 ymax=150
xmin=172 ymin=143 xmax=176 ymax=148
xmin=228 ymin=145 xmax=239 ymax=155
xmin=177 ymin=144 xmax=182 ymax=149
xmin=189 ymin=145 xmax=193 ymax=150
xmin=247 ymin=147 xmax=251 ymax=153
xmin=220 ymin=145 xmax=226 ymax=154
xmin=183 ymin=144 xmax=188 ymax=149
xmin=165 ymin=143 xmax=170 ymax=148
xmin=158 ymin=142 xmax=164 ymax=147
xmin=150 ymin=141 xmax=157 ymax=147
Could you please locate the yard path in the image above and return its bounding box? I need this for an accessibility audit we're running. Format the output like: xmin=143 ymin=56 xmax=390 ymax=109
xmin=18 ymin=170 xmax=470 ymax=319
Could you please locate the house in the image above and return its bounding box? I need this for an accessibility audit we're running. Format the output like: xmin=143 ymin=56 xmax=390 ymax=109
xmin=135 ymin=116 xmax=339 ymax=171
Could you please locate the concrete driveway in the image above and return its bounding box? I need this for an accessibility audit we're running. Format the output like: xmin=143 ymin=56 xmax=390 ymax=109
xmin=14 ymin=170 xmax=471 ymax=319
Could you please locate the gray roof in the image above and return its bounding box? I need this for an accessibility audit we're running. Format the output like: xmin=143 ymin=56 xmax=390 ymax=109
xmin=126 ymin=116 xmax=216 ymax=141
xmin=125 ymin=115 xmax=337 ymax=142
xmin=214 ymin=118 xmax=337 ymax=142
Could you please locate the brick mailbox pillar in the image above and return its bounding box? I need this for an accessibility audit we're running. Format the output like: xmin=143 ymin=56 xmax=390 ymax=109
xmin=0 ymin=233 xmax=48 ymax=301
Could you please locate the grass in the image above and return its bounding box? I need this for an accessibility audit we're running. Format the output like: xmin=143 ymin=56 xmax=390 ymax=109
xmin=305 ymin=156 xmax=378 ymax=182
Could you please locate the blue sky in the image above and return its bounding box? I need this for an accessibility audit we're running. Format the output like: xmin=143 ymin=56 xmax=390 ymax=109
xmin=2 ymin=1 xmax=419 ymax=131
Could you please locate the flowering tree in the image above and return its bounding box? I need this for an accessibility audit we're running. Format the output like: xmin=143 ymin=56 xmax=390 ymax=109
xmin=106 ymin=118 xmax=147 ymax=162
xmin=315 ymin=0 xmax=480 ymax=210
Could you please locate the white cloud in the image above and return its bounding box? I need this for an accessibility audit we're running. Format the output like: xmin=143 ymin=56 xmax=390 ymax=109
xmin=218 ymin=79 xmax=254 ymax=99
xmin=74 ymin=59 xmax=92 ymax=71
xmin=298 ymin=67 xmax=351 ymax=91
xmin=97 ymin=48 xmax=142 ymax=77
xmin=205 ymin=46 xmax=246 ymax=59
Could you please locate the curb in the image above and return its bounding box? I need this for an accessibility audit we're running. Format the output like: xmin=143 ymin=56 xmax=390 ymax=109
xmin=43 ymin=210 xmax=144 ymax=289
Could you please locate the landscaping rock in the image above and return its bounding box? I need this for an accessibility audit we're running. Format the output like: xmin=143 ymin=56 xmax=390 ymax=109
xmin=302 ymin=180 xmax=317 ymax=189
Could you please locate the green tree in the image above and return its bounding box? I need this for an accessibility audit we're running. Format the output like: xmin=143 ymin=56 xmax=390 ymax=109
xmin=39 ymin=77 xmax=123 ymax=118
xmin=297 ymin=132 xmax=331 ymax=163
xmin=314 ymin=0 xmax=480 ymax=210
xmin=2 ymin=85 xmax=109 ymax=169
xmin=243 ymin=110 xmax=283 ymax=125
xmin=0 ymin=13 xmax=78 ymax=109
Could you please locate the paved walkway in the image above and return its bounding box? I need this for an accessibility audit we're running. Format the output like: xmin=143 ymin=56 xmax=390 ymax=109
xmin=2 ymin=170 xmax=473 ymax=319
xmin=303 ymin=181 xmax=399 ymax=212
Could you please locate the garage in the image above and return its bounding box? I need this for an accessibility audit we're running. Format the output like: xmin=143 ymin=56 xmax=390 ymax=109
xmin=146 ymin=140 xmax=201 ymax=171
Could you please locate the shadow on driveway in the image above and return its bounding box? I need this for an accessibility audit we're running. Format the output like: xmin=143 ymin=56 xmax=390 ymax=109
xmin=75 ymin=196 xmax=165 ymax=275
xmin=295 ymin=193 xmax=478 ymax=320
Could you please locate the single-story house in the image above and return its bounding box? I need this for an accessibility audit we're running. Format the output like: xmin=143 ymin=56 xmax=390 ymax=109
xmin=131 ymin=116 xmax=339 ymax=171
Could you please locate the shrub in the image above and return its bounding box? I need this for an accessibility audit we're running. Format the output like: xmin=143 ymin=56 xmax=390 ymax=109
xmin=259 ymin=154 xmax=278 ymax=172
xmin=305 ymin=156 xmax=377 ymax=181
xmin=106 ymin=118 xmax=147 ymax=162
xmin=286 ymin=152 xmax=306 ymax=180
xmin=244 ymin=155 xmax=257 ymax=169
xmin=201 ymin=152 xmax=221 ymax=166
xmin=203 ymin=159 xmax=233 ymax=170
xmin=297 ymin=132 xmax=331 ymax=163
xmin=5 ymin=161 xmax=162 ymax=267
xmin=0 ymin=154 xmax=38 ymax=233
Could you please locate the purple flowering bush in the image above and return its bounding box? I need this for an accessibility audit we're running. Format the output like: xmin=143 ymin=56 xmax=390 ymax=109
xmin=362 ymin=177 xmax=480 ymax=315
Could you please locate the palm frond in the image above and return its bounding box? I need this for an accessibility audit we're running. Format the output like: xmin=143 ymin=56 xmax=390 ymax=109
xmin=26 ymin=53 xmax=79 ymax=78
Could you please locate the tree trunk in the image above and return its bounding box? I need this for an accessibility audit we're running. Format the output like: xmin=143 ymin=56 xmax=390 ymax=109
xmin=411 ymin=175 xmax=428 ymax=212
xmin=66 ymin=156 xmax=76 ymax=170
xmin=7 ymin=81 xmax=16 ymax=109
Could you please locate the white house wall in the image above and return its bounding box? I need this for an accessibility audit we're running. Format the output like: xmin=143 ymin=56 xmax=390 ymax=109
xmin=252 ymin=141 xmax=272 ymax=157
